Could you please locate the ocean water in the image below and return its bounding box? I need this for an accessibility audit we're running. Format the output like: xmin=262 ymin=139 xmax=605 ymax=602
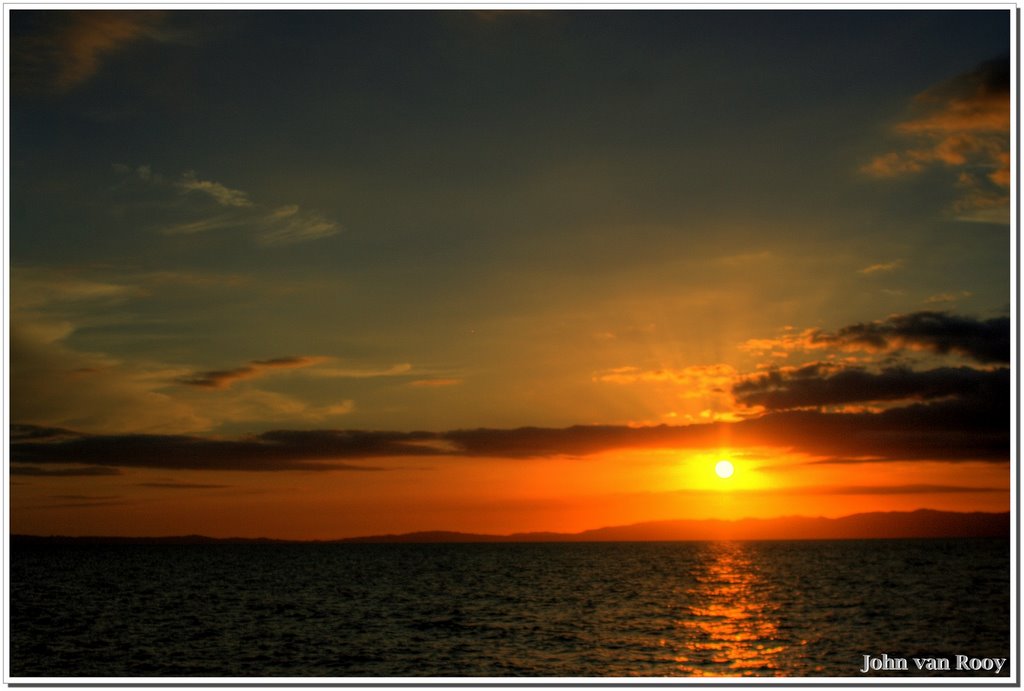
xmin=9 ymin=538 xmax=1010 ymax=678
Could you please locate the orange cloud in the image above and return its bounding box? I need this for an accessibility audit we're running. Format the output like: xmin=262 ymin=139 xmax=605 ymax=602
xmin=858 ymin=260 xmax=903 ymax=275
xmin=593 ymin=363 xmax=737 ymax=389
xmin=14 ymin=11 xmax=167 ymax=92
xmin=862 ymin=57 xmax=1009 ymax=223
xmin=593 ymin=363 xmax=751 ymax=422
xmin=409 ymin=378 xmax=463 ymax=388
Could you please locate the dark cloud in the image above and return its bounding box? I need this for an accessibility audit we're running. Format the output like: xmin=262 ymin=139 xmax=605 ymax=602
xmin=10 ymin=465 xmax=122 ymax=477
xmin=13 ymin=335 xmax=1009 ymax=472
xmin=176 ymin=356 xmax=322 ymax=389
xmin=11 ymin=428 xmax=436 ymax=472
xmin=12 ymin=382 xmax=1007 ymax=475
xmin=136 ymin=482 xmax=231 ymax=489
xmin=11 ymin=424 xmax=83 ymax=442
xmin=738 ymin=402 xmax=1007 ymax=463
xmin=817 ymin=311 xmax=1009 ymax=364
xmin=734 ymin=365 xmax=1005 ymax=411
xmin=912 ymin=56 xmax=1009 ymax=117
xmin=742 ymin=312 xmax=1009 ymax=365
xmin=26 ymin=501 xmax=131 ymax=510
xmin=663 ymin=484 xmax=1005 ymax=496
xmin=12 ymin=10 xmax=168 ymax=93
xmin=445 ymin=400 xmax=1007 ymax=463
xmin=812 ymin=484 xmax=1005 ymax=495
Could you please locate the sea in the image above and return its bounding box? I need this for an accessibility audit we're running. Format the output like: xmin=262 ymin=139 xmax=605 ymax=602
xmin=8 ymin=538 xmax=1011 ymax=678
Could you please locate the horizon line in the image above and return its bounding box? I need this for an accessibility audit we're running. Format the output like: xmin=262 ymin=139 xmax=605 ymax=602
xmin=9 ymin=507 xmax=1011 ymax=544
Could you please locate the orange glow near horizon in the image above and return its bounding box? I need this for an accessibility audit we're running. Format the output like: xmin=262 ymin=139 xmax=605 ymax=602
xmin=8 ymin=445 xmax=1010 ymax=540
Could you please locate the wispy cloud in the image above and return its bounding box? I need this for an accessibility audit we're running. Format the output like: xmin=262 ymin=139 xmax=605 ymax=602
xmin=257 ymin=211 xmax=339 ymax=246
xmin=312 ymin=363 xmax=414 ymax=379
xmin=179 ymin=171 xmax=252 ymax=207
xmin=13 ymin=11 xmax=168 ymax=93
xmin=409 ymin=378 xmax=463 ymax=388
xmin=156 ymin=214 xmax=246 ymax=236
xmin=177 ymin=356 xmax=326 ymax=389
xmin=115 ymin=165 xmax=341 ymax=245
xmin=862 ymin=57 xmax=1010 ymax=223
xmin=10 ymin=271 xmax=359 ymax=433
xmin=177 ymin=357 xmax=414 ymax=389
xmin=858 ymin=260 xmax=902 ymax=275
xmin=925 ymin=291 xmax=972 ymax=305
xmin=12 ymin=266 xmax=144 ymax=310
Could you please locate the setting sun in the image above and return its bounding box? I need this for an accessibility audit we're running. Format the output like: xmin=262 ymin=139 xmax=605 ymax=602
xmin=5 ymin=8 xmax=1012 ymax=681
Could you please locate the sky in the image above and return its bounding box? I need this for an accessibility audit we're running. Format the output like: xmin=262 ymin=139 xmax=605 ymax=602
xmin=6 ymin=8 xmax=1015 ymax=539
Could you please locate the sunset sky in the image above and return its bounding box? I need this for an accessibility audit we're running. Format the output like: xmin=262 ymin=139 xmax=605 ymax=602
xmin=7 ymin=8 xmax=1014 ymax=539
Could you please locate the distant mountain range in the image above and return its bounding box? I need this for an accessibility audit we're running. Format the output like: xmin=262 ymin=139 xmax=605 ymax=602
xmin=10 ymin=509 xmax=1010 ymax=545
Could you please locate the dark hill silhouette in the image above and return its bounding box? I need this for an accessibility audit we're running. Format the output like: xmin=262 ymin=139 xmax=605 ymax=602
xmin=11 ymin=509 xmax=1008 ymax=545
xmin=339 ymin=509 xmax=1009 ymax=543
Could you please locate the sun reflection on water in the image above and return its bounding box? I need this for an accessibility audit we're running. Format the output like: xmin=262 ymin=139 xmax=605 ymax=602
xmin=671 ymin=542 xmax=786 ymax=676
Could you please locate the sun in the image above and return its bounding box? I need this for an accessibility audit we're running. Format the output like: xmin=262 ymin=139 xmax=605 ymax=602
xmin=715 ymin=460 xmax=735 ymax=479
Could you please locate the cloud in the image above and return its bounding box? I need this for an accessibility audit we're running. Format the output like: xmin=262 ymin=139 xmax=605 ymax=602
xmin=179 ymin=171 xmax=252 ymax=207
xmin=741 ymin=311 xmax=1008 ymax=365
xmin=858 ymin=260 xmax=902 ymax=275
xmin=9 ymin=269 xmax=212 ymax=433
xmin=593 ymin=363 xmax=737 ymax=388
xmin=409 ymin=378 xmax=463 ymax=388
xmin=12 ymin=424 xmax=81 ymax=442
xmin=25 ymin=500 xmax=131 ymax=510
xmin=12 ymin=427 xmax=431 ymax=472
xmin=136 ymin=482 xmax=231 ymax=489
xmin=593 ymin=363 xmax=747 ymax=423
xmin=257 ymin=212 xmax=339 ymax=246
xmin=202 ymin=357 xmax=405 ymax=388
xmin=925 ymin=291 xmax=972 ymax=305
xmin=733 ymin=364 xmax=1005 ymax=411
xmin=139 ymin=270 xmax=250 ymax=289
xmin=12 ymin=365 xmax=1009 ymax=476
xmin=177 ymin=356 xmax=326 ymax=389
xmin=660 ymin=484 xmax=1006 ymax=496
xmin=116 ymin=165 xmax=341 ymax=245
xmin=826 ymin=311 xmax=1009 ymax=364
xmin=13 ymin=11 xmax=168 ymax=92
xmin=307 ymin=363 xmax=413 ymax=379
xmin=10 ymin=465 xmax=122 ymax=477
xmin=10 ymin=272 xmax=355 ymax=433
xmin=160 ymin=214 xmax=245 ymax=236
xmin=11 ymin=304 xmax=1007 ymax=469
xmin=862 ymin=57 xmax=1010 ymax=223
xmin=10 ymin=311 xmax=214 ymax=434
xmin=12 ymin=266 xmax=143 ymax=310
xmin=816 ymin=484 xmax=1005 ymax=495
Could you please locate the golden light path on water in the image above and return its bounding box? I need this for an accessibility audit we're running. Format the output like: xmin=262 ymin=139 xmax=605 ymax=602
xmin=667 ymin=542 xmax=813 ymax=676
